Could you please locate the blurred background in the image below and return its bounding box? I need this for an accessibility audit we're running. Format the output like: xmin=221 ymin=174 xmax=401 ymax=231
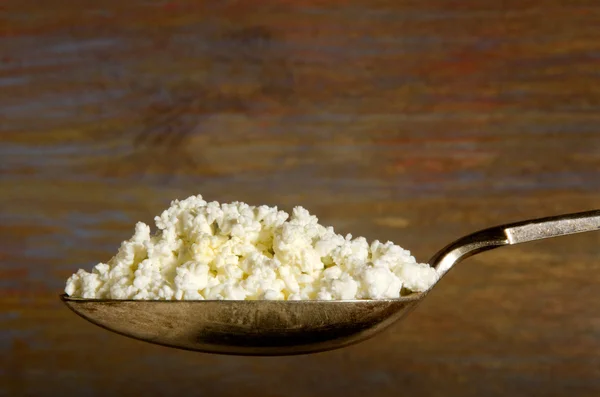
xmin=1 ymin=0 xmax=600 ymax=396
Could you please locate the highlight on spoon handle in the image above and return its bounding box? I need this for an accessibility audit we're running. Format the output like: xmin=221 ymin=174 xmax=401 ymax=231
xmin=429 ymin=209 xmax=600 ymax=277
xmin=504 ymin=210 xmax=600 ymax=244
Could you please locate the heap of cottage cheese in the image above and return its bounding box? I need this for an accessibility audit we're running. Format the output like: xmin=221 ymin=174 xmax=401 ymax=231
xmin=65 ymin=195 xmax=437 ymax=300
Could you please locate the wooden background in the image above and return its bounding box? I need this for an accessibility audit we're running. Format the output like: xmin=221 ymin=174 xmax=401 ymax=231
xmin=1 ymin=1 xmax=600 ymax=396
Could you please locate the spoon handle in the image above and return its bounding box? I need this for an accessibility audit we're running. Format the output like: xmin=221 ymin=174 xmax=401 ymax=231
xmin=429 ymin=209 xmax=600 ymax=276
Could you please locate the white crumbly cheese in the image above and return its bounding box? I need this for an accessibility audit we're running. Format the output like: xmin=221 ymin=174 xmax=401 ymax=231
xmin=65 ymin=195 xmax=438 ymax=300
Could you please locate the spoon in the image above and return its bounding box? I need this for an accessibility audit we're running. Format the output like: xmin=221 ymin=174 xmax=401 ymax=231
xmin=61 ymin=209 xmax=600 ymax=356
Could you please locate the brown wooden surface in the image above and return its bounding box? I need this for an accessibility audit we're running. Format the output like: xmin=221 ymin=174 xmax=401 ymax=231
xmin=2 ymin=1 xmax=600 ymax=396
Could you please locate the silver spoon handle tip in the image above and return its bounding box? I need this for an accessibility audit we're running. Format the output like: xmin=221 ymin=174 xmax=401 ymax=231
xmin=430 ymin=209 xmax=600 ymax=276
xmin=504 ymin=209 xmax=600 ymax=244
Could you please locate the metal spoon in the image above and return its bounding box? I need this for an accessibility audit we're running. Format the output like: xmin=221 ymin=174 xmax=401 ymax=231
xmin=61 ymin=209 xmax=600 ymax=356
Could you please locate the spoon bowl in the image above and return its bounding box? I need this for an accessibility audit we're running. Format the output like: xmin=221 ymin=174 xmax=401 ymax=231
xmin=61 ymin=293 xmax=423 ymax=355
xmin=61 ymin=209 xmax=600 ymax=355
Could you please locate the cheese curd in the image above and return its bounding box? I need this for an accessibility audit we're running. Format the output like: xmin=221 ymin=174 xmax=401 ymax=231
xmin=65 ymin=195 xmax=438 ymax=300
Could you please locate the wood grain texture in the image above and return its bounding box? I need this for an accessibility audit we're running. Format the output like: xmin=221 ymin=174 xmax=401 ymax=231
xmin=1 ymin=0 xmax=600 ymax=396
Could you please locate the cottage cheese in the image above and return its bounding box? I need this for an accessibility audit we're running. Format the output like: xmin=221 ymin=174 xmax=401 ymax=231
xmin=65 ymin=195 xmax=438 ymax=300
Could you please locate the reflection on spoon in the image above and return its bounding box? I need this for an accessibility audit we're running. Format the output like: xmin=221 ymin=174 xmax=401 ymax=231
xmin=62 ymin=210 xmax=599 ymax=356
